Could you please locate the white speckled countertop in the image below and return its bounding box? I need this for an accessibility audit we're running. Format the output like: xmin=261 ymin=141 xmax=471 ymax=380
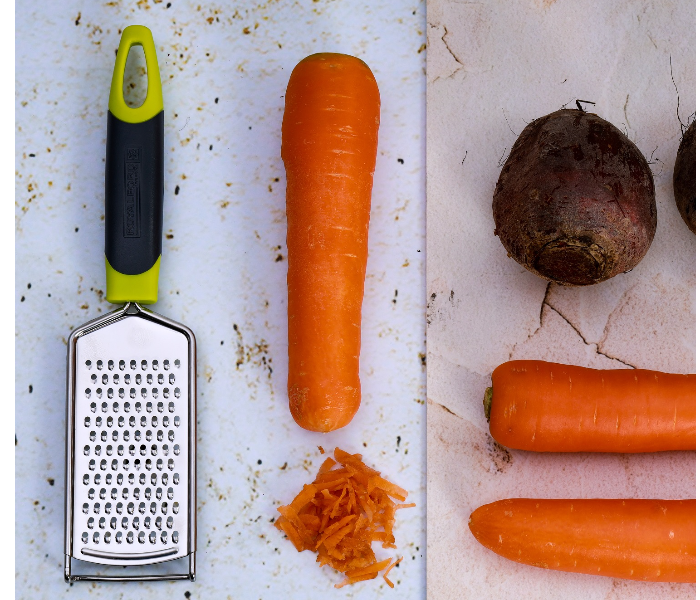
xmin=427 ymin=1 xmax=695 ymax=599
xmin=15 ymin=1 xmax=426 ymax=598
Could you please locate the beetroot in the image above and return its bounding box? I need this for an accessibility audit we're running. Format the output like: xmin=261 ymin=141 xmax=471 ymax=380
xmin=673 ymin=120 xmax=695 ymax=233
xmin=493 ymin=108 xmax=656 ymax=286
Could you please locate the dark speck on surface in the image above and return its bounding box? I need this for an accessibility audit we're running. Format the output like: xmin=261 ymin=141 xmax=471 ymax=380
xmin=257 ymin=459 xmax=262 ymax=465
xmin=174 ymin=185 xmax=180 ymax=195
xmin=75 ymin=227 xmax=79 ymax=232
xmin=28 ymin=153 xmax=35 ymax=157
xmin=184 ymin=592 xmax=191 ymax=599
xmin=397 ymin=158 xmax=404 ymax=164
xmin=28 ymin=385 xmax=33 ymax=393
xmin=21 ymin=296 xmax=25 ymax=302
xmin=166 ymin=1 xmax=171 ymax=6
xmin=27 ymin=283 xmax=31 ymax=289
xmin=47 ymin=478 xmax=54 ymax=486
xmin=215 ymin=97 xmax=219 ymax=103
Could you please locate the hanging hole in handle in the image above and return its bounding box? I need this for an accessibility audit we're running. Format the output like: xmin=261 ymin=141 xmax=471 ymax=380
xmin=123 ymin=43 xmax=149 ymax=109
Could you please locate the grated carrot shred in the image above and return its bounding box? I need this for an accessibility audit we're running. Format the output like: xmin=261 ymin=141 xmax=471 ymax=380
xmin=274 ymin=447 xmax=413 ymax=588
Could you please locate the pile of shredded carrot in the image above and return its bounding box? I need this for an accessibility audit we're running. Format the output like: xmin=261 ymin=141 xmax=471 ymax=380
xmin=274 ymin=447 xmax=415 ymax=588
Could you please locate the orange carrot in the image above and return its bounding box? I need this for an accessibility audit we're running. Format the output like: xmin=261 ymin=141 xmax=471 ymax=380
xmin=469 ymin=498 xmax=696 ymax=583
xmin=485 ymin=360 xmax=696 ymax=452
xmin=282 ymin=53 xmax=381 ymax=432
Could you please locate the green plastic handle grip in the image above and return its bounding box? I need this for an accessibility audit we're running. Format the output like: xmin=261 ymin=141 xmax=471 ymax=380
xmin=105 ymin=25 xmax=164 ymax=305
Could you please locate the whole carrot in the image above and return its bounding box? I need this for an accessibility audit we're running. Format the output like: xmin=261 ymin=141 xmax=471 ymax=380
xmin=282 ymin=53 xmax=380 ymax=432
xmin=485 ymin=360 xmax=696 ymax=452
xmin=469 ymin=498 xmax=696 ymax=583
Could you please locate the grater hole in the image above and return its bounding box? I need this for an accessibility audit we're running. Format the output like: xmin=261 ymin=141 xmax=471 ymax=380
xmin=168 ymin=459 xmax=174 ymax=471
xmin=145 ymin=458 xmax=152 ymax=471
xmin=168 ymin=402 xmax=174 ymax=413
xmin=116 ymin=531 xmax=123 ymax=544
xmin=158 ymin=374 xmax=164 ymax=385
xmin=157 ymin=459 xmax=163 ymax=471
xmin=121 ymin=516 xmax=128 ymax=529
xmin=161 ymin=502 xmax=168 ymax=514
xmin=118 ymin=416 xmax=125 ymax=428
xmin=87 ymin=517 xmax=95 ymax=529
xmin=172 ymin=531 xmax=179 ymax=544
xmin=100 ymin=488 xmax=107 ymax=500
xmin=151 ymin=416 xmax=158 ymax=427
xmin=90 ymin=431 xmax=96 ymax=442
xmin=171 ymin=376 xmax=177 ymax=386
xmin=163 ymin=388 xmax=170 ymax=399
xmin=138 ymin=532 xmax=145 ymax=544
xmin=108 ymin=388 xmax=114 ymax=399
xmin=151 ymin=473 xmax=158 ymax=486
xmin=90 ymin=402 xmax=96 ymax=412
xmin=163 ymin=416 xmax=170 ymax=427
xmin=127 ymin=502 xmax=134 ymax=514
xmin=112 ymin=430 xmax=119 ymax=442
xmin=83 ymin=445 xmax=90 ymax=456
xmin=163 ymin=360 xmax=170 ymax=370
xmin=138 ymin=501 xmax=146 ymax=514
xmin=106 ymin=417 xmax=113 ymax=428
xmin=96 ymin=360 xmax=103 ymax=370
xmin=128 ymin=444 xmax=135 ymax=456
xmin=93 ymin=532 xmax=100 ymax=544
xmin=146 ymin=402 xmax=152 ymax=413
xmin=113 ymin=402 xmax=119 ymax=412
xmin=111 ymin=487 xmax=118 ymax=500
xmin=145 ymin=516 xmax=152 ymax=529
xmin=100 ymin=459 xmax=107 ymax=470
xmin=96 ymin=388 xmax=103 ymax=399
xmin=135 ymin=431 xmax=141 ymax=442
xmin=82 ymin=503 xmax=89 ymax=514
xmin=134 ymin=488 xmax=141 ymax=500
xmin=157 ymin=430 xmax=164 ymax=442
xmin=140 ymin=444 xmax=146 ymax=456
xmin=88 ymin=459 xmax=96 ymax=471
xmin=117 ymin=474 xmax=123 ymax=485
xmin=147 ymin=374 xmax=153 ymax=385
xmin=84 ymin=417 xmax=91 ymax=428
xmin=146 ymin=430 xmax=153 ymax=442
xmin=133 ymin=517 xmax=140 ymax=529
xmin=123 ymin=431 xmax=130 ymax=443
xmin=151 ymin=444 xmax=158 ymax=456
xmin=136 ymin=374 xmax=142 ymax=385
xmin=141 ymin=360 xmax=147 ymax=371
xmin=133 ymin=458 xmax=140 ymax=470
xmin=91 ymin=374 xmax=97 ymax=383
xmin=102 ymin=374 xmax=108 ymax=385
xmin=85 ymin=360 xmax=92 ymax=370
xmin=101 ymin=431 xmax=108 ymax=442
xmin=168 ymin=430 xmax=175 ymax=442
xmin=113 ymin=374 xmax=119 ymax=384
xmin=145 ymin=487 xmax=152 ymax=500
xmin=124 ymin=402 xmax=130 ymax=413
xmin=174 ymin=416 xmax=181 ymax=427
xmin=156 ymin=516 xmax=162 ymax=530
xmin=152 ymin=388 xmax=158 ymax=399
xmin=122 ymin=487 xmax=129 ymax=499
xmin=108 ymin=360 xmax=114 ymax=371
xmin=162 ymin=445 xmax=169 ymax=456
xmin=129 ymin=416 xmax=135 ymax=427
xmin=118 ymin=388 xmax=124 ymax=400
xmin=127 ymin=531 xmax=134 ymax=544
xmin=173 ymin=444 xmax=180 ymax=456
xmin=106 ymin=445 xmax=113 ymax=456
xmin=85 ymin=388 xmax=91 ymax=399
xmin=152 ymin=360 xmax=159 ymax=370
xmin=167 ymin=487 xmax=174 ymax=500
xmin=101 ymin=401 xmax=108 ymax=412
xmin=172 ymin=501 xmax=179 ymax=513
xmin=94 ymin=474 xmax=101 ymax=485
xmin=140 ymin=473 xmax=146 ymax=485
xmin=174 ymin=359 xmax=181 ymax=369
xmin=173 ymin=473 xmax=180 ymax=485
xmin=111 ymin=459 xmax=118 ymax=470
xmin=88 ymin=488 xmax=95 ymax=500
xmin=104 ymin=532 xmax=111 ymax=544
xmin=95 ymin=416 xmax=102 ymax=427
xmin=167 ymin=516 xmax=173 ymax=528
xmin=93 ymin=503 xmax=100 ymax=514
xmin=119 ymin=360 xmax=125 ymax=371
xmin=81 ymin=532 xmax=88 ymax=544
xmin=156 ymin=487 xmax=163 ymax=499
xmin=124 ymin=374 xmax=131 ymax=384
xmin=123 ymin=459 xmax=130 ymax=470
xmin=162 ymin=473 xmax=168 ymax=485
xmin=130 ymin=388 xmax=136 ymax=399
xmin=141 ymin=388 xmax=147 ymax=399
xmin=110 ymin=517 xmax=117 ymax=529
xmin=130 ymin=360 xmax=136 ymax=370
xmin=149 ymin=531 xmax=156 ymax=544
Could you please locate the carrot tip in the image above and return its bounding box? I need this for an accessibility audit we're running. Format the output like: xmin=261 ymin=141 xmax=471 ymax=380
xmin=483 ymin=387 xmax=493 ymax=422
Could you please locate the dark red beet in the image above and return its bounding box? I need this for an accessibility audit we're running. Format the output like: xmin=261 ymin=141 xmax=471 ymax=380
xmin=673 ymin=120 xmax=695 ymax=233
xmin=493 ymin=109 xmax=656 ymax=286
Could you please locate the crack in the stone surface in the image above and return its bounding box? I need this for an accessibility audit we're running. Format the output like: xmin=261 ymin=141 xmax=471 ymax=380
xmin=544 ymin=302 xmax=637 ymax=369
xmin=428 ymin=398 xmax=464 ymax=419
xmin=440 ymin=26 xmax=463 ymax=68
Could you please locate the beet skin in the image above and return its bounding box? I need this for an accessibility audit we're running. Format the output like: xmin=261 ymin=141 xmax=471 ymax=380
xmin=673 ymin=120 xmax=695 ymax=234
xmin=493 ymin=109 xmax=656 ymax=286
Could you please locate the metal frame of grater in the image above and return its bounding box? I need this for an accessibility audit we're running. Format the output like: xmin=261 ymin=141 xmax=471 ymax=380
xmin=65 ymin=303 xmax=196 ymax=582
xmin=64 ymin=25 xmax=196 ymax=582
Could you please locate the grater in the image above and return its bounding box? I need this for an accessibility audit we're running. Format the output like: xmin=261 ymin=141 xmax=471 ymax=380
xmin=64 ymin=26 xmax=196 ymax=582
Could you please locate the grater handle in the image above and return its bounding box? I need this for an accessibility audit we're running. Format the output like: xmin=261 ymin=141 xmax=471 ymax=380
xmin=105 ymin=25 xmax=164 ymax=305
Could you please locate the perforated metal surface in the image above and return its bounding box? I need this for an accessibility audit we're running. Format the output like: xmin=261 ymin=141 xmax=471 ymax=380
xmin=67 ymin=306 xmax=195 ymax=568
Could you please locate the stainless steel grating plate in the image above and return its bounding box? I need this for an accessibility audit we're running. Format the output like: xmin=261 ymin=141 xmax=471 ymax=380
xmin=66 ymin=306 xmax=195 ymax=569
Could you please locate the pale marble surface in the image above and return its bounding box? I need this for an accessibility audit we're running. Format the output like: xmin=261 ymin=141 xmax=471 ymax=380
xmin=427 ymin=1 xmax=695 ymax=598
xmin=15 ymin=1 xmax=426 ymax=598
